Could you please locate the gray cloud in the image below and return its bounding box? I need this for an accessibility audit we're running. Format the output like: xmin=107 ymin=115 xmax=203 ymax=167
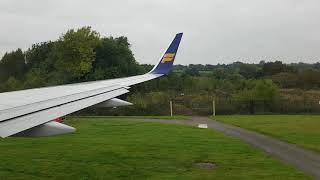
xmin=1 ymin=0 xmax=320 ymax=65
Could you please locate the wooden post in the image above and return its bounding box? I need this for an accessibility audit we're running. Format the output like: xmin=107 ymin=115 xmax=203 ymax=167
xmin=212 ymin=99 xmax=216 ymax=116
xmin=170 ymin=100 xmax=173 ymax=117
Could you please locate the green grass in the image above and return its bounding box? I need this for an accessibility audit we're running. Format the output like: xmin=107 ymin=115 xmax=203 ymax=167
xmin=71 ymin=115 xmax=190 ymax=120
xmin=0 ymin=118 xmax=309 ymax=179
xmin=213 ymin=115 xmax=320 ymax=152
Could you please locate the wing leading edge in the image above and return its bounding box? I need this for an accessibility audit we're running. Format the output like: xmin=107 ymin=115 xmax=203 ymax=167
xmin=0 ymin=33 xmax=183 ymax=137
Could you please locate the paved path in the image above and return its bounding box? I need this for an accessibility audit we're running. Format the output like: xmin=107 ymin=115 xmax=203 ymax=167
xmin=98 ymin=116 xmax=320 ymax=179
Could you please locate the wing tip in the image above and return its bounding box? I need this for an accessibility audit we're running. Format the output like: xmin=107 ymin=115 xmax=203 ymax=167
xmin=149 ymin=33 xmax=183 ymax=75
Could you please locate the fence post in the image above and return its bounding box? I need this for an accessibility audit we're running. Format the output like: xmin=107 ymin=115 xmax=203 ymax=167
xmin=212 ymin=99 xmax=216 ymax=116
xmin=170 ymin=100 xmax=173 ymax=117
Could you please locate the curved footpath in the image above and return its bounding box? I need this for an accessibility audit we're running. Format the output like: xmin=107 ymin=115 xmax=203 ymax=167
xmin=93 ymin=116 xmax=320 ymax=179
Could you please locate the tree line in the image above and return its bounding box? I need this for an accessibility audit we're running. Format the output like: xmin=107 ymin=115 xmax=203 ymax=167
xmin=1 ymin=27 xmax=320 ymax=115
xmin=0 ymin=27 xmax=144 ymax=92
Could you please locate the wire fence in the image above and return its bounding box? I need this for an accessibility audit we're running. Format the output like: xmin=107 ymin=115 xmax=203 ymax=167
xmin=77 ymin=93 xmax=320 ymax=116
xmin=170 ymin=96 xmax=320 ymax=115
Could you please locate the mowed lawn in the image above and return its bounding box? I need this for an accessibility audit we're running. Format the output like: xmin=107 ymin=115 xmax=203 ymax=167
xmin=214 ymin=115 xmax=320 ymax=152
xmin=73 ymin=115 xmax=190 ymax=120
xmin=0 ymin=118 xmax=309 ymax=179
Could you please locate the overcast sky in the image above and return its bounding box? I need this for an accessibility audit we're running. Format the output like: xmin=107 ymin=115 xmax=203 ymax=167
xmin=1 ymin=0 xmax=320 ymax=65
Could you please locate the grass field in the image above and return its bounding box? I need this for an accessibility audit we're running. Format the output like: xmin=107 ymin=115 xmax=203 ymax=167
xmin=214 ymin=115 xmax=320 ymax=152
xmin=72 ymin=115 xmax=190 ymax=120
xmin=0 ymin=118 xmax=309 ymax=179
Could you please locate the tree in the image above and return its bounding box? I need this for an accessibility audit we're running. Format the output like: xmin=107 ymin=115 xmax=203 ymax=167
xmin=212 ymin=68 xmax=228 ymax=80
xmin=298 ymin=69 xmax=320 ymax=89
xmin=0 ymin=49 xmax=27 ymax=82
xmin=262 ymin=61 xmax=296 ymax=76
xmin=25 ymin=41 xmax=54 ymax=68
xmin=234 ymin=80 xmax=279 ymax=114
xmin=3 ymin=76 xmax=22 ymax=91
xmin=236 ymin=63 xmax=262 ymax=79
xmin=49 ymin=26 xmax=100 ymax=83
xmin=184 ymin=67 xmax=200 ymax=76
xmin=271 ymin=72 xmax=299 ymax=88
xmin=23 ymin=68 xmax=48 ymax=89
xmin=91 ymin=36 xmax=143 ymax=80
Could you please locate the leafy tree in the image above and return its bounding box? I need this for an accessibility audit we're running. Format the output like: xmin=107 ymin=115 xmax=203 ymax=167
xmin=262 ymin=61 xmax=296 ymax=76
xmin=298 ymin=69 xmax=320 ymax=89
xmin=212 ymin=68 xmax=228 ymax=80
xmin=234 ymin=80 xmax=279 ymax=114
xmin=271 ymin=72 xmax=299 ymax=88
xmin=3 ymin=76 xmax=22 ymax=91
xmin=91 ymin=36 xmax=143 ymax=80
xmin=49 ymin=26 xmax=100 ymax=83
xmin=25 ymin=41 xmax=54 ymax=68
xmin=23 ymin=68 xmax=48 ymax=89
xmin=236 ymin=63 xmax=262 ymax=79
xmin=0 ymin=49 xmax=27 ymax=81
xmin=184 ymin=67 xmax=200 ymax=76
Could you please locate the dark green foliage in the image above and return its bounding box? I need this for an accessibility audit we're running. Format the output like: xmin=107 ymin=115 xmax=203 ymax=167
xmin=0 ymin=49 xmax=27 ymax=81
xmin=90 ymin=36 xmax=144 ymax=80
xmin=271 ymin=72 xmax=299 ymax=88
xmin=262 ymin=61 xmax=296 ymax=76
xmin=298 ymin=69 xmax=320 ymax=89
xmin=0 ymin=27 xmax=142 ymax=89
xmin=25 ymin=41 xmax=54 ymax=68
xmin=184 ymin=67 xmax=200 ymax=76
xmin=234 ymin=80 xmax=279 ymax=114
xmin=48 ymin=27 xmax=100 ymax=83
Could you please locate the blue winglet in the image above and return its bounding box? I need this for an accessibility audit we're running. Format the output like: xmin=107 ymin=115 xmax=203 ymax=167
xmin=150 ymin=33 xmax=183 ymax=75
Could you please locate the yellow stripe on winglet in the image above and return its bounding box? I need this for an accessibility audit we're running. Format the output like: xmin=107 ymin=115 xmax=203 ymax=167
xmin=161 ymin=53 xmax=175 ymax=63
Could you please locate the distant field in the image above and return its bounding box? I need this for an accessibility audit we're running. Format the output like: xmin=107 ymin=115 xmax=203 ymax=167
xmin=0 ymin=118 xmax=308 ymax=179
xmin=214 ymin=115 xmax=320 ymax=152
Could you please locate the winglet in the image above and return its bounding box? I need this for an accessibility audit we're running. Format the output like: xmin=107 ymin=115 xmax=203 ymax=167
xmin=149 ymin=33 xmax=183 ymax=75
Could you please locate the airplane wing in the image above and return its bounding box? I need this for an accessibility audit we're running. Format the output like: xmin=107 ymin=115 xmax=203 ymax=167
xmin=0 ymin=33 xmax=183 ymax=138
